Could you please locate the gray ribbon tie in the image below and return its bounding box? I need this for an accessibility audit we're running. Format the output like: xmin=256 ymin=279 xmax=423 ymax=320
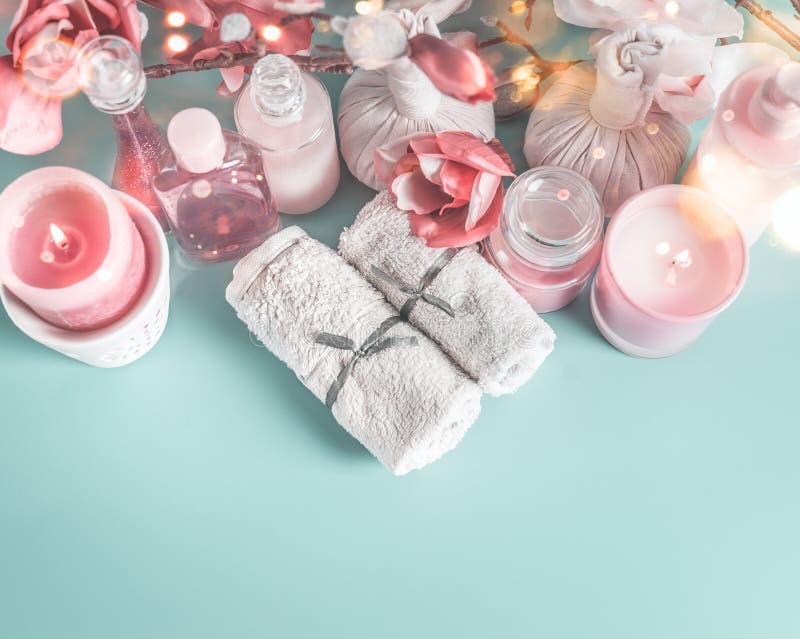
xmin=315 ymin=316 xmax=418 ymax=409
xmin=371 ymin=248 xmax=459 ymax=319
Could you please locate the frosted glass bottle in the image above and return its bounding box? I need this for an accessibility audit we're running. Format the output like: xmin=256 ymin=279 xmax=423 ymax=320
xmin=153 ymin=108 xmax=280 ymax=264
xmin=234 ymin=54 xmax=340 ymax=214
xmin=683 ymin=63 xmax=800 ymax=246
xmin=79 ymin=35 xmax=169 ymax=231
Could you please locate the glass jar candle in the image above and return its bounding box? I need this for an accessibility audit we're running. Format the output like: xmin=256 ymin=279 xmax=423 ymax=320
xmin=483 ymin=167 xmax=604 ymax=313
xmin=590 ymin=185 xmax=748 ymax=358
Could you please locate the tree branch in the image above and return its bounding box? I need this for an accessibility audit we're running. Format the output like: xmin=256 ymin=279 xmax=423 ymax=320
xmin=480 ymin=17 xmax=582 ymax=73
xmin=144 ymin=48 xmax=353 ymax=79
xmin=735 ymin=0 xmax=800 ymax=50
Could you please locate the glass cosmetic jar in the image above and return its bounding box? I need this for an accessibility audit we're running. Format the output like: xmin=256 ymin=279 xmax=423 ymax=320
xmin=483 ymin=166 xmax=604 ymax=313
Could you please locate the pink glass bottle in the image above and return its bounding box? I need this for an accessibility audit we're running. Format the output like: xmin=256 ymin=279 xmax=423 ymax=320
xmin=234 ymin=54 xmax=340 ymax=214
xmin=79 ymin=36 xmax=169 ymax=231
xmin=483 ymin=167 xmax=604 ymax=313
xmin=153 ymin=108 xmax=280 ymax=264
xmin=683 ymin=63 xmax=800 ymax=246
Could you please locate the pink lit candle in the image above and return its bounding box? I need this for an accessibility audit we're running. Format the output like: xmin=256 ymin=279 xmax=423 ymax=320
xmin=0 ymin=167 xmax=146 ymax=331
xmin=590 ymin=186 xmax=748 ymax=358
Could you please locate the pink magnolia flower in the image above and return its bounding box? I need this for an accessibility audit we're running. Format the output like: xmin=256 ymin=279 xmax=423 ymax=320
xmin=374 ymin=131 xmax=515 ymax=248
xmin=553 ymin=0 xmax=743 ymax=39
xmin=0 ymin=0 xmax=140 ymax=154
xmin=408 ymin=32 xmax=495 ymax=104
xmin=148 ymin=0 xmax=315 ymax=95
xmin=138 ymin=0 xmax=323 ymax=27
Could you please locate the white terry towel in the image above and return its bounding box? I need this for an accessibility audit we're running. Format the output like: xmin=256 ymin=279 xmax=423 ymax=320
xmin=339 ymin=192 xmax=556 ymax=396
xmin=225 ymin=226 xmax=482 ymax=476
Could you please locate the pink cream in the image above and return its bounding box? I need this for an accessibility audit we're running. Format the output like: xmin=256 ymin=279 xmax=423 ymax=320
xmin=483 ymin=167 xmax=604 ymax=313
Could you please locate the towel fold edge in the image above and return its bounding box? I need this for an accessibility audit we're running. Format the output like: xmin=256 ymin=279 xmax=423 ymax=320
xmin=225 ymin=226 xmax=308 ymax=308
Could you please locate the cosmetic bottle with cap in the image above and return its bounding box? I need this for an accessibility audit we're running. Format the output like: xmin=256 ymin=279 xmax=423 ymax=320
xmin=153 ymin=108 xmax=280 ymax=263
xmin=79 ymin=35 xmax=169 ymax=231
xmin=234 ymin=54 xmax=340 ymax=214
xmin=683 ymin=63 xmax=800 ymax=246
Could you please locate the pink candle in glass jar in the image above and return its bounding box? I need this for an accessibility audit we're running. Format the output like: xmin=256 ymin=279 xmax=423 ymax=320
xmin=483 ymin=167 xmax=604 ymax=313
xmin=0 ymin=167 xmax=146 ymax=330
xmin=590 ymin=185 xmax=748 ymax=358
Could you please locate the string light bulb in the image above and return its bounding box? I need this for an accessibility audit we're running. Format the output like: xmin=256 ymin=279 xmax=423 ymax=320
xmin=355 ymin=0 xmax=383 ymax=15
xmin=261 ymin=24 xmax=282 ymax=42
xmin=166 ymin=34 xmax=189 ymax=53
xmin=166 ymin=11 xmax=186 ymax=27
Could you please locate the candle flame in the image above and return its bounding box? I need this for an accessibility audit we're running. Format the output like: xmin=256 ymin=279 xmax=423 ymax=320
xmin=49 ymin=223 xmax=69 ymax=249
xmin=673 ymin=249 xmax=692 ymax=268
xmin=664 ymin=248 xmax=691 ymax=287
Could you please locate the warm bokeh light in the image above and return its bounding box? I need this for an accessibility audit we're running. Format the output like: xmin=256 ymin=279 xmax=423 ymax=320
xmin=166 ymin=11 xmax=186 ymax=28
xmin=355 ymin=0 xmax=384 ymax=15
xmin=772 ymin=188 xmax=800 ymax=250
xmin=166 ymin=34 xmax=190 ymax=53
xmin=700 ymin=153 xmax=717 ymax=174
xmin=664 ymin=1 xmax=680 ymax=17
xmin=655 ymin=241 xmax=670 ymax=256
xmin=592 ymin=146 xmax=606 ymax=160
xmin=261 ymin=24 xmax=282 ymax=42
xmin=509 ymin=0 xmax=526 ymax=15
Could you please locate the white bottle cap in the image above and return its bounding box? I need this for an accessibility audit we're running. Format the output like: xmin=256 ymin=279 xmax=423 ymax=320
xmin=167 ymin=108 xmax=226 ymax=174
xmin=748 ymin=63 xmax=800 ymax=140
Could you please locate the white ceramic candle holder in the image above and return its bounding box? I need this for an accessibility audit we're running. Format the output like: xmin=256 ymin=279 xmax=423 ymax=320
xmin=0 ymin=191 xmax=170 ymax=368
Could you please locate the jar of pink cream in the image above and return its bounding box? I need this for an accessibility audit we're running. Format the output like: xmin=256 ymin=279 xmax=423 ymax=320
xmin=483 ymin=166 xmax=604 ymax=313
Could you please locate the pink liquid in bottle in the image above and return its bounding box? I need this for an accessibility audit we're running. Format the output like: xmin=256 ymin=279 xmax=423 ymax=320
xmin=79 ymin=36 xmax=169 ymax=231
xmin=235 ymin=54 xmax=340 ymax=214
xmin=154 ymin=108 xmax=280 ymax=263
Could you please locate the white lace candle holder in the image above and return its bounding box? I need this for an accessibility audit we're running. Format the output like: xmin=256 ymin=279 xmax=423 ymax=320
xmin=0 ymin=191 xmax=170 ymax=368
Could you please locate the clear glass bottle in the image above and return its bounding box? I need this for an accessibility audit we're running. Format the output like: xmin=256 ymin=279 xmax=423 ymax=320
xmin=483 ymin=167 xmax=604 ymax=313
xmin=683 ymin=63 xmax=800 ymax=246
xmin=234 ymin=54 xmax=340 ymax=214
xmin=79 ymin=35 xmax=169 ymax=231
xmin=152 ymin=108 xmax=280 ymax=263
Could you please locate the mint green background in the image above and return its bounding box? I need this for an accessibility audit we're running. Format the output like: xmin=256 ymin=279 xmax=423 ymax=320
xmin=1 ymin=2 xmax=799 ymax=637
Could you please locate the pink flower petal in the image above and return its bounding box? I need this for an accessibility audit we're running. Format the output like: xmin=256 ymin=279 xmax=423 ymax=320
xmin=553 ymin=0 xmax=743 ymax=39
xmin=391 ymin=168 xmax=451 ymax=215
xmin=418 ymin=155 xmax=444 ymax=185
xmin=435 ymin=131 xmax=515 ymax=176
xmin=220 ymin=65 xmax=245 ymax=93
xmin=0 ymin=55 xmax=63 ymax=154
xmin=8 ymin=2 xmax=71 ymax=63
xmin=407 ymin=133 xmax=443 ymax=157
xmin=465 ymin=172 xmax=501 ymax=231
xmin=439 ymin=160 xmax=477 ymax=201
xmin=374 ymin=134 xmax=422 ymax=185
xmin=391 ymin=152 xmax=420 ymax=181
xmin=137 ymin=0 xmax=216 ymax=28
xmin=409 ymin=187 xmax=504 ymax=248
xmin=408 ymin=33 xmax=496 ymax=104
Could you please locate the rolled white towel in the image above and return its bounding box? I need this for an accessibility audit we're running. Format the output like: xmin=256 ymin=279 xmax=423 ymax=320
xmin=339 ymin=192 xmax=556 ymax=396
xmin=226 ymin=226 xmax=482 ymax=476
